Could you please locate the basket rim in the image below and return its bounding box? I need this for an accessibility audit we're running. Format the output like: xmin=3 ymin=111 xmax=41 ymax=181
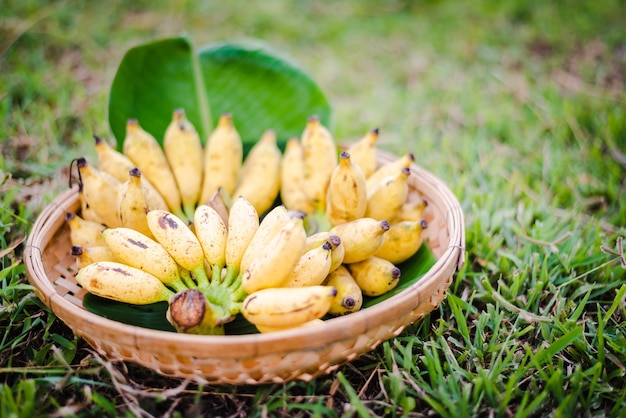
xmin=24 ymin=154 xmax=465 ymax=358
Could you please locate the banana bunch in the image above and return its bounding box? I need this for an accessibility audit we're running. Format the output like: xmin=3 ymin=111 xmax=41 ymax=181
xmin=68 ymin=110 xmax=432 ymax=335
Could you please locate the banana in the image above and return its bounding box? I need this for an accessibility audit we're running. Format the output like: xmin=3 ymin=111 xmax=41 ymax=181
xmin=123 ymin=119 xmax=185 ymax=220
xmin=366 ymin=152 xmax=414 ymax=192
xmin=102 ymin=227 xmax=188 ymax=292
xmin=78 ymin=186 xmax=105 ymax=224
xmin=375 ymin=219 xmax=428 ymax=264
xmin=71 ymin=245 xmax=119 ymax=269
xmin=345 ymin=128 xmax=379 ymax=178
xmin=65 ymin=211 xmax=107 ymax=248
xmin=205 ymin=187 xmax=231 ymax=227
xmin=193 ymin=204 xmax=228 ymax=284
xmin=255 ymin=318 xmax=325 ymax=334
xmin=239 ymin=204 xmax=291 ymax=275
xmin=305 ymin=232 xmax=344 ymax=272
xmin=280 ymin=138 xmax=315 ymax=213
xmin=283 ymin=240 xmax=333 ymax=288
xmin=324 ymin=265 xmax=363 ymax=315
xmin=93 ymin=134 xmax=136 ymax=182
xmin=241 ymin=285 xmax=337 ymax=327
xmin=329 ymin=218 xmax=390 ymax=264
xmin=224 ymin=196 xmax=260 ymax=275
xmin=146 ymin=209 xmax=209 ymax=288
xmin=301 ymin=116 xmax=338 ymax=211
xmin=233 ymin=130 xmax=282 ymax=216
xmin=163 ymin=109 xmax=204 ymax=220
xmin=365 ymin=167 xmax=410 ymax=221
xmin=116 ymin=168 xmax=153 ymax=238
xmin=241 ymin=216 xmax=308 ymax=294
xmin=76 ymin=261 xmax=175 ymax=304
xmin=167 ymin=289 xmax=230 ymax=335
xmin=347 ymin=256 xmax=401 ymax=297
xmin=75 ymin=157 xmax=122 ymax=228
xmin=393 ymin=198 xmax=428 ymax=223
xmin=199 ymin=114 xmax=243 ymax=204
xmin=325 ymin=151 xmax=367 ymax=226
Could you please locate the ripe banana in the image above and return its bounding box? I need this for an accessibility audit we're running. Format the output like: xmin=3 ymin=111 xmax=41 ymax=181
xmin=283 ymin=240 xmax=333 ymax=288
xmin=163 ymin=109 xmax=203 ymax=220
xmin=347 ymin=256 xmax=401 ymax=297
xmin=345 ymin=128 xmax=379 ymax=178
xmin=225 ymin=196 xmax=260 ymax=276
xmin=65 ymin=211 xmax=107 ymax=248
xmin=324 ymin=265 xmax=363 ymax=315
xmin=123 ymin=119 xmax=185 ymax=221
xmin=75 ymin=157 xmax=122 ymax=228
xmin=233 ymin=130 xmax=282 ymax=216
xmin=305 ymin=232 xmax=344 ymax=272
xmin=78 ymin=186 xmax=105 ymax=224
xmin=301 ymin=116 xmax=338 ymax=211
xmin=241 ymin=216 xmax=308 ymax=294
xmin=146 ymin=209 xmax=209 ymax=288
xmin=93 ymin=134 xmax=136 ymax=183
xmin=76 ymin=261 xmax=175 ymax=304
xmin=241 ymin=285 xmax=337 ymax=327
xmin=205 ymin=187 xmax=231 ymax=227
xmin=280 ymin=138 xmax=315 ymax=213
xmin=193 ymin=204 xmax=228 ymax=284
xmin=375 ymin=219 xmax=428 ymax=264
xmin=393 ymin=198 xmax=428 ymax=223
xmin=255 ymin=318 xmax=325 ymax=334
xmin=366 ymin=152 xmax=414 ymax=192
xmin=326 ymin=151 xmax=367 ymax=226
xmin=199 ymin=114 xmax=243 ymax=204
xmin=239 ymin=204 xmax=291 ymax=275
xmin=101 ymin=227 xmax=188 ymax=292
xmin=71 ymin=245 xmax=119 ymax=269
xmin=365 ymin=167 xmax=410 ymax=221
xmin=329 ymin=218 xmax=390 ymax=264
xmin=116 ymin=168 xmax=153 ymax=238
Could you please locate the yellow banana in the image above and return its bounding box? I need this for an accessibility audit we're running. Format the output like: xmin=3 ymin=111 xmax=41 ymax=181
xmin=225 ymin=196 xmax=260 ymax=275
xmin=193 ymin=204 xmax=228 ymax=284
xmin=301 ymin=116 xmax=338 ymax=211
xmin=65 ymin=211 xmax=107 ymax=248
xmin=329 ymin=218 xmax=390 ymax=264
xmin=123 ymin=119 xmax=185 ymax=221
xmin=163 ymin=109 xmax=204 ymax=220
xmin=241 ymin=216 xmax=307 ymax=294
xmin=199 ymin=114 xmax=243 ymax=204
xmin=233 ymin=130 xmax=282 ymax=216
xmin=347 ymin=256 xmax=401 ymax=297
xmin=205 ymin=187 xmax=231 ymax=227
xmin=102 ymin=227 xmax=188 ymax=292
xmin=116 ymin=168 xmax=153 ymax=238
xmin=280 ymin=138 xmax=315 ymax=213
xmin=283 ymin=241 xmax=333 ymax=288
xmin=78 ymin=186 xmax=105 ymax=224
xmin=71 ymin=245 xmax=119 ymax=269
xmin=365 ymin=167 xmax=410 ymax=221
xmin=305 ymin=232 xmax=344 ymax=272
xmin=345 ymin=128 xmax=379 ymax=178
xmin=93 ymin=134 xmax=135 ymax=182
xmin=75 ymin=157 xmax=122 ymax=228
xmin=324 ymin=265 xmax=363 ymax=315
xmin=255 ymin=318 xmax=325 ymax=334
xmin=239 ymin=204 xmax=291 ymax=275
xmin=76 ymin=261 xmax=175 ymax=304
xmin=325 ymin=151 xmax=367 ymax=226
xmin=146 ymin=209 xmax=209 ymax=288
xmin=241 ymin=285 xmax=337 ymax=327
xmin=366 ymin=152 xmax=414 ymax=192
xmin=393 ymin=198 xmax=428 ymax=223
xmin=375 ymin=219 xmax=428 ymax=264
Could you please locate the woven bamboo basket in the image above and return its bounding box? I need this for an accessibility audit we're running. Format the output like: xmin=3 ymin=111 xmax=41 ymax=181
xmin=24 ymin=149 xmax=465 ymax=385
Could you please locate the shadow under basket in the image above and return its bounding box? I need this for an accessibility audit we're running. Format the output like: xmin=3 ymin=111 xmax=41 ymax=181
xmin=24 ymin=150 xmax=465 ymax=385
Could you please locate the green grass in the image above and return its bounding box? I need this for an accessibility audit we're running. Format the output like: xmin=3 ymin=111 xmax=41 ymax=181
xmin=2 ymin=0 xmax=626 ymax=416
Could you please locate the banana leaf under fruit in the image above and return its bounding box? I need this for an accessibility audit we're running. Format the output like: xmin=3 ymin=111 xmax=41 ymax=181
xmin=82 ymin=244 xmax=437 ymax=334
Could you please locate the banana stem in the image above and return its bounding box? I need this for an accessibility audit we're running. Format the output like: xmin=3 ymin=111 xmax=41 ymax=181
xmin=182 ymin=203 xmax=195 ymax=223
xmin=222 ymin=266 xmax=239 ymax=288
xmin=179 ymin=269 xmax=197 ymax=289
xmin=169 ymin=277 xmax=189 ymax=293
xmin=193 ymin=266 xmax=211 ymax=289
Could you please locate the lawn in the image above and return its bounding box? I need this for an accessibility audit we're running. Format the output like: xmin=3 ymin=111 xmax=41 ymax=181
xmin=1 ymin=0 xmax=625 ymax=416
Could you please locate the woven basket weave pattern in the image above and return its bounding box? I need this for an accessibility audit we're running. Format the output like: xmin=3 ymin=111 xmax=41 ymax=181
xmin=25 ymin=151 xmax=464 ymax=384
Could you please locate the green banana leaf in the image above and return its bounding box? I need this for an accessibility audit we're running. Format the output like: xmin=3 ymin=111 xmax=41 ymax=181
xmin=82 ymin=243 xmax=437 ymax=334
xmin=108 ymin=36 xmax=332 ymax=152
